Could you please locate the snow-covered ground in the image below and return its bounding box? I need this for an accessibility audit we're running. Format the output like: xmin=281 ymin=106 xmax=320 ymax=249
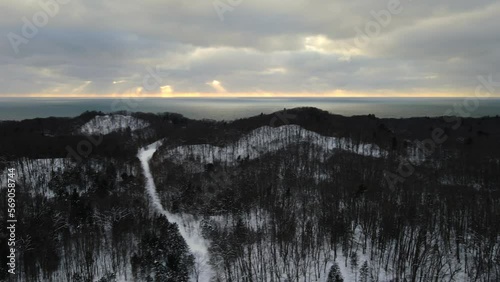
xmin=164 ymin=125 xmax=384 ymax=166
xmin=148 ymin=126 xmax=391 ymax=281
xmin=138 ymin=141 xmax=214 ymax=282
xmin=79 ymin=114 xmax=149 ymax=135
xmin=0 ymin=158 xmax=100 ymax=197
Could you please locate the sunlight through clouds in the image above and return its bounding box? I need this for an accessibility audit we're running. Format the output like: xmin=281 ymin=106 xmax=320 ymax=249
xmin=1 ymin=0 xmax=499 ymax=97
xmin=160 ymin=85 xmax=173 ymax=96
xmin=207 ymin=80 xmax=227 ymax=93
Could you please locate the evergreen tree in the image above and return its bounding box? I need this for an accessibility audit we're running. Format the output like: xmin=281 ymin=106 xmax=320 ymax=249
xmin=131 ymin=216 xmax=194 ymax=282
xmin=327 ymin=262 xmax=344 ymax=282
xmin=359 ymin=261 xmax=370 ymax=282
xmin=350 ymin=252 xmax=359 ymax=281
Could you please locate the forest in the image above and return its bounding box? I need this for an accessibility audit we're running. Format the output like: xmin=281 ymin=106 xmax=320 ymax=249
xmin=0 ymin=107 xmax=499 ymax=281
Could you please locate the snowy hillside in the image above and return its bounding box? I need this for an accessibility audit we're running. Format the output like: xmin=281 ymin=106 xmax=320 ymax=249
xmin=79 ymin=114 xmax=149 ymax=135
xmin=0 ymin=158 xmax=132 ymax=198
xmin=164 ymin=124 xmax=384 ymax=165
xmin=3 ymin=109 xmax=499 ymax=282
xmin=0 ymin=158 xmax=74 ymax=197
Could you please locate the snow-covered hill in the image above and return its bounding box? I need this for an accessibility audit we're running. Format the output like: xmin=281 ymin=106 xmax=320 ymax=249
xmin=0 ymin=158 xmax=72 ymax=197
xmin=0 ymin=158 xmax=108 ymax=198
xmin=79 ymin=114 xmax=149 ymax=135
xmin=163 ymin=124 xmax=384 ymax=165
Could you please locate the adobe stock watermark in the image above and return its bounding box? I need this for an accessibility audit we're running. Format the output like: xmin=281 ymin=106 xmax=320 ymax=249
xmin=207 ymin=110 xmax=296 ymax=187
xmin=338 ymin=0 xmax=406 ymax=61
xmin=66 ymin=135 xmax=103 ymax=164
xmin=354 ymin=0 xmax=403 ymax=47
xmin=208 ymin=167 xmax=237 ymax=191
xmin=384 ymin=74 xmax=500 ymax=190
xmin=6 ymin=168 xmax=17 ymax=275
xmin=7 ymin=0 xmax=70 ymax=54
xmin=65 ymin=65 xmax=168 ymax=163
xmin=213 ymin=0 xmax=243 ymax=22
xmin=270 ymin=110 xmax=297 ymax=127
xmin=212 ymin=0 xmax=405 ymax=56
xmin=111 ymin=65 xmax=168 ymax=112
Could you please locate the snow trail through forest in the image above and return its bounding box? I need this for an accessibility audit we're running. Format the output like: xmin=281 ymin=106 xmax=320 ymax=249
xmin=138 ymin=141 xmax=213 ymax=282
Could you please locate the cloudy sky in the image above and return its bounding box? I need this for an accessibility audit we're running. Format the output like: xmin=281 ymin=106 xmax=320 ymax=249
xmin=1 ymin=0 xmax=499 ymax=97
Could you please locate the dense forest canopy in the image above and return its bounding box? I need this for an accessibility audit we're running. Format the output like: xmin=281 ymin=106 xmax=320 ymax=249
xmin=1 ymin=108 xmax=499 ymax=281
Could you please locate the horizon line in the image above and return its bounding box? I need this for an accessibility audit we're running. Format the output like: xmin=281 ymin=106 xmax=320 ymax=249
xmin=1 ymin=95 xmax=499 ymax=99
xmin=0 ymin=89 xmax=498 ymax=99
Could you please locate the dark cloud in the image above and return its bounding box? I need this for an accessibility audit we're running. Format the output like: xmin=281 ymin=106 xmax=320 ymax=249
xmin=1 ymin=0 xmax=499 ymax=96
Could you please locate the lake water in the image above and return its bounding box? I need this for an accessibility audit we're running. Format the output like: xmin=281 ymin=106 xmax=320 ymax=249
xmin=1 ymin=98 xmax=500 ymax=121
